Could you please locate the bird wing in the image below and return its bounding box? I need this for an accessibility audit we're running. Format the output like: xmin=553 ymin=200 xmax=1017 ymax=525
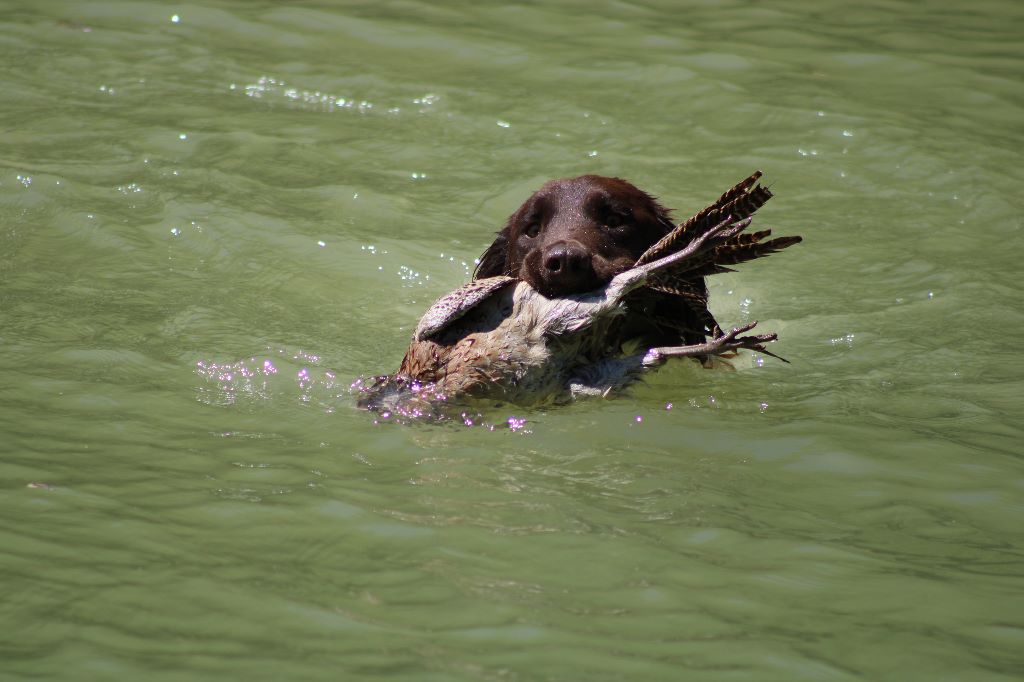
xmin=414 ymin=276 xmax=517 ymax=341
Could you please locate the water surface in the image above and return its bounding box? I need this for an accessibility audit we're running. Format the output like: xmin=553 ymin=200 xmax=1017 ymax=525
xmin=2 ymin=1 xmax=1023 ymax=680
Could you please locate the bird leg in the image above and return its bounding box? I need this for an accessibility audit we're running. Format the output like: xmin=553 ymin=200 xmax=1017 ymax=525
xmin=641 ymin=322 xmax=780 ymax=367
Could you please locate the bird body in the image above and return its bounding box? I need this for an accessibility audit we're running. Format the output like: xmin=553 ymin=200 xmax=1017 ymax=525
xmin=395 ymin=276 xmax=636 ymax=406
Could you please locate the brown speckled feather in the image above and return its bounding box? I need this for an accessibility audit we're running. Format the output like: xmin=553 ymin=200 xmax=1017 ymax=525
xmin=651 ymin=233 xmax=803 ymax=283
xmin=414 ymin=276 xmax=516 ymax=341
xmin=636 ymin=172 xmax=772 ymax=266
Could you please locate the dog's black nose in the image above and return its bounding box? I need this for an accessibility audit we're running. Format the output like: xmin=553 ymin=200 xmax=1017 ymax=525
xmin=537 ymin=241 xmax=600 ymax=295
xmin=543 ymin=242 xmax=588 ymax=275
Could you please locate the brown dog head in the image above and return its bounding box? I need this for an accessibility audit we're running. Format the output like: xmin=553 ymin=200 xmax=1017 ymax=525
xmin=474 ymin=175 xmax=675 ymax=298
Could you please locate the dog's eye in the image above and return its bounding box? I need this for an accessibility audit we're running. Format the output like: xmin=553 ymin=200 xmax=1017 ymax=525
xmin=524 ymin=222 xmax=541 ymax=238
xmin=604 ymin=212 xmax=628 ymax=229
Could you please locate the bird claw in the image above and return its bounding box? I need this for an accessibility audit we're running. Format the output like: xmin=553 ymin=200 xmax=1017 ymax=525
xmin=643 ymin=321 xmax=783 ymax=365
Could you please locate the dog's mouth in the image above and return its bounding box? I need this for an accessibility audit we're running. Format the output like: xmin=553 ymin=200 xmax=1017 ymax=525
xmin=530 ymin=273 xmax=606 ymax=298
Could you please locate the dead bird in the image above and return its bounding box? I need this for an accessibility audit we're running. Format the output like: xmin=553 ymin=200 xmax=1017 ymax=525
xmin=355 ymin=172 xmax=801 ymax=415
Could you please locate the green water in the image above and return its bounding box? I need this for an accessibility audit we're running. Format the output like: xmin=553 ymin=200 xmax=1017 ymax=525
xmin=2 ymin=1 xmax=1023 ymax=679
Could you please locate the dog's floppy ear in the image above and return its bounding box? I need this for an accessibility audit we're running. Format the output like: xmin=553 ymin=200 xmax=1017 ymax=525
xmin=472 ymin=229 xmax=510 ymax=279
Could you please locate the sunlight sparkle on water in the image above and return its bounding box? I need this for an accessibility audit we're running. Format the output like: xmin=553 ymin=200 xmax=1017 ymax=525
xmin=507 ymin=416 xmax=527 ymax=432
xmin=739 ymin=297 xmax=752 ymax=319
xmin=398 ymin=265 xmax=428 ymax=286
xmin=238 ymin=76 xmax=375 ymax=113
xmin=195 ymin=349 xmax=334 ymax=409
xmin=830 ymin=333 xmax=855 ymax=348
